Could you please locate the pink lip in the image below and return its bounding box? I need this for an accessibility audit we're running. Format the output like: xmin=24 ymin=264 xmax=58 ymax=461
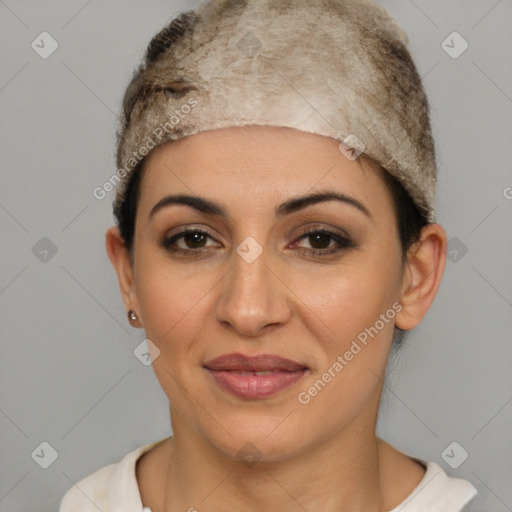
xmin=203 ymin=353 xmax=309 ymax=399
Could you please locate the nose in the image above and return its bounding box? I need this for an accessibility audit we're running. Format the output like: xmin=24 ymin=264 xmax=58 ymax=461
xmin=215 ymin=245 xmax=292 ymax=337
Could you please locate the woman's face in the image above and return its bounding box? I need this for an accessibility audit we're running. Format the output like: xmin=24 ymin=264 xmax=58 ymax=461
xmin=127 ymin=125 xmax=409 ymax=459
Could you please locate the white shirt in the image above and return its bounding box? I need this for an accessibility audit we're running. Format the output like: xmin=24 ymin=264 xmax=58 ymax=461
xmin=59 ymin=436 xmax=478 ymax=512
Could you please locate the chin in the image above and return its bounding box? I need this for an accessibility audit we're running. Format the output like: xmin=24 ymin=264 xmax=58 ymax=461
xmin=196 ymin=410 xmax=313 ymax=464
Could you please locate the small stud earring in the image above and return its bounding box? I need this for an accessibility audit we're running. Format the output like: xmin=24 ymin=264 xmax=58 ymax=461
xmin=127 ymin=309 xmax=139 ymax=326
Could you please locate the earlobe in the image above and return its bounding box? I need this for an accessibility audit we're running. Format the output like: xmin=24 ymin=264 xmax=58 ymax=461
xmin=395 ymin=224 xmax=447 ymax=331
xmin=105 ymin=226 xmax=141 ymax=325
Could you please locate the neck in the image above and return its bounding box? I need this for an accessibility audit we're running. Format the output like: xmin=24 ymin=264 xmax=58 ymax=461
xmin=162 ymin=392 xmax=388 ymax=512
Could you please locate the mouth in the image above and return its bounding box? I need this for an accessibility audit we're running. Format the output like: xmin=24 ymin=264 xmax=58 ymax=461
xmin=203 ymin=353 xmax=309 ymax=399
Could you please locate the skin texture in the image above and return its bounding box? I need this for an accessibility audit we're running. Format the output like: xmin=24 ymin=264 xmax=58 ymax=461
xmin=106 ymin=125 xmax=447 ymax=512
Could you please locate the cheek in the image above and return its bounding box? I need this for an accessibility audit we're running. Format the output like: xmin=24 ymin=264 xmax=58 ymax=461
xmin=132 ymin=259 xmax=213 ymax=407
xmin=293 ymin=281 xmax=396 ymax=442
xmin=289 ymin=254 xmax=397 ymax=343
xmin=309 ymin=272 xmax=396 ymax=371
xmin=289 ymin=254 xmax=398 ymax=418
xmin=133 ymin=243 xmax=218 ymax=339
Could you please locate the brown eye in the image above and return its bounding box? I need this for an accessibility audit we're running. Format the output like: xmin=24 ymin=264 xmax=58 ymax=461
xmin=178 ymin=231 xmax=208 ymax=248
xmin=305 ymin=231 xmax=333 ymax=249
xmin=293 ymin=227 xmax=355 ymax=257
xmin=162 ymin=228 xmax=218 ymax=254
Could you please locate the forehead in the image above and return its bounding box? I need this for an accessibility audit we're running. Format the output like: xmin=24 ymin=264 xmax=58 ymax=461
xmin=136 ymin=126 xmax=394 ymax=223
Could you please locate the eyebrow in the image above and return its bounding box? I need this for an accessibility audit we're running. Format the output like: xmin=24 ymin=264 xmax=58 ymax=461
xmin=148 ymin=191 xmax=372 ymax=221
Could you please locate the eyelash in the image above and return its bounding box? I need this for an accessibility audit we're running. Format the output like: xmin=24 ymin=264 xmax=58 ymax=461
xmin=161 ymin=226 xmax=355 ymax=258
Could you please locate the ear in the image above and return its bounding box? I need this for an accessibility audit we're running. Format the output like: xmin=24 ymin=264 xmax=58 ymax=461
xmin=395 ymin=223 xmax=447 ymax=330
xmin=105 ymin=226 xmax=142 ymax=328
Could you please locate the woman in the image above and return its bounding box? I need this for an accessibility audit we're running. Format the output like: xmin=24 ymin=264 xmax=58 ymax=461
xmin=60 ymin=0 xmax=478 ymax=510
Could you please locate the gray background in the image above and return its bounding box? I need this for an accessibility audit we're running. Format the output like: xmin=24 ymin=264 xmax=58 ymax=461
xmin=1 ymin=0 xmax=511 ymax=511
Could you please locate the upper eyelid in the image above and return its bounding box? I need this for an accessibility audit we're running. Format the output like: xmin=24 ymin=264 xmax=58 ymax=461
xmin=296 ymin=225 xmax=351 ymax=239
xmin=166 ymin=224 xmax=349 ymax=237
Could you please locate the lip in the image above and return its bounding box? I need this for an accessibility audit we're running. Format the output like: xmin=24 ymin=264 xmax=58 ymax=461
xmin=203 ymin=353 xmax=309 ymax=399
